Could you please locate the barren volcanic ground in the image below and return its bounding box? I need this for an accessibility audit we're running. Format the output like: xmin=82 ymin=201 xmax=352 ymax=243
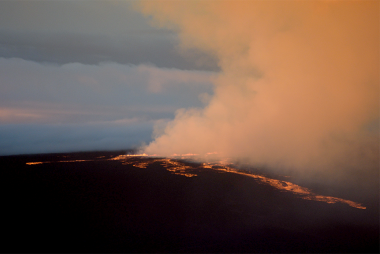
xmin=1 ymin=151 xmax=378 ymax=252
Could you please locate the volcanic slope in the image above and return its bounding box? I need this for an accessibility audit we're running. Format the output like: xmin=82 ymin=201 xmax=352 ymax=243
xmin=1 ymin=151 xmax=378 ymax=252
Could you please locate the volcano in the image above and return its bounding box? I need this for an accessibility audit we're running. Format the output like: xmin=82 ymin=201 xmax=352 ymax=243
xmin=1 ymin=151 xmax=378 ymax=253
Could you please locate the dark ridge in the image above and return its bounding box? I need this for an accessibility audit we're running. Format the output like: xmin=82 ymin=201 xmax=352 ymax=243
xmin=1 ymin=151 xmax=378 ymax=253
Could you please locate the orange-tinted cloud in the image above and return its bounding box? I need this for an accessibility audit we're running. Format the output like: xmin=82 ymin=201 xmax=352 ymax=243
xmin=136 ymin=1 xmax=379 ymax=184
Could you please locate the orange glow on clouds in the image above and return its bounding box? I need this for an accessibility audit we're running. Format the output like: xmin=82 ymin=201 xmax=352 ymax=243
xmin=135 ymin=0 xmax=379 ymax=184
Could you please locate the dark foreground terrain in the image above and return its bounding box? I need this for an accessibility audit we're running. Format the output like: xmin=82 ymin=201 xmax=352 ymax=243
xmin=1 ymin=151 xmax=378 ymax=253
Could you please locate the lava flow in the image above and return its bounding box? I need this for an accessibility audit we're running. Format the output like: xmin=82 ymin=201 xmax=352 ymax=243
xmin=26 ymin=153 xmax=366 ymax=209
xmin=26 ymin=159 xmax=92 ymax=165
xmin=203 ymin=162 xmax=366 ymax=209
xmin=111 ymin=153 xmax=366 ymax=209
xmin=110 ymin=155 xmax=196 ymax=177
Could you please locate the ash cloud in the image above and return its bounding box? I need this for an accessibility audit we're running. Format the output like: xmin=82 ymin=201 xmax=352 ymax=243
xmin=136 ymin=1 xmax=379 ymax=189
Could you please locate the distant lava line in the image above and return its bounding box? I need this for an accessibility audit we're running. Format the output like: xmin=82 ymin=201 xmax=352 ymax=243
xmin=111 ymin=154 xmax=367 ymax=210
xmin=26 ymin=153 xmax=366 ymax=209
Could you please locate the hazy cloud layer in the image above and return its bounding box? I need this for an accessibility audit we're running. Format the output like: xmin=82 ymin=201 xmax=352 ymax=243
xmin=0 ymin=58 xmax=214 ymax=123
xmin=0 ymin=0 xmax=218 ymax=70
xmin=0 ymin=58 xmax=215 ymax=155
xmin=0 ymin=0 xmax=221 ymax=156
xmin=137 ymin=1 xmax=379 ymax=187
xmin=0 ymin=122 xmax=153 ymax=156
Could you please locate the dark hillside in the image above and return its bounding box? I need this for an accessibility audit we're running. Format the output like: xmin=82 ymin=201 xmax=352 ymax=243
xmin=1 ymin=151 xmax=378 ymax=252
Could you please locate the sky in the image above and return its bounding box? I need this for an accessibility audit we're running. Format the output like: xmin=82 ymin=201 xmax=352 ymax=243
xmin=0 ymin=0 xmax=379 ymax=192
xmin=0 ymin=0 xmax=218 ymax=155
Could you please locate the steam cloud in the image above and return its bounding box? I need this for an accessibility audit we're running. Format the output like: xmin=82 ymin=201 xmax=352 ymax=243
xmin=135 ymin=1 xmax=379 ymax=185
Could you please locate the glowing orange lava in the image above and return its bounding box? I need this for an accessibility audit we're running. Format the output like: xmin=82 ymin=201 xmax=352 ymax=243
xmin=111 ymin=154 xmax=366 ymax=209
xmin=111 ymin=155 xmax=197 ymax=177
xmin=201 ymin=162 xmax=366 ymax=209
xmin=27 ymin=153 xmax=366 ymax=210
xmin=26 ymin=159 xmax=92 ymax=165
xmin=26 ymin=162 xmax=44 ymax=165
xmin=159 ymin=158 xmax=197 ymax=177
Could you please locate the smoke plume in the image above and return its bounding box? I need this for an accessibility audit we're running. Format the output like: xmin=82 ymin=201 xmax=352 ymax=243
xmin=135 ymin=1 xmax=379 ymax=186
